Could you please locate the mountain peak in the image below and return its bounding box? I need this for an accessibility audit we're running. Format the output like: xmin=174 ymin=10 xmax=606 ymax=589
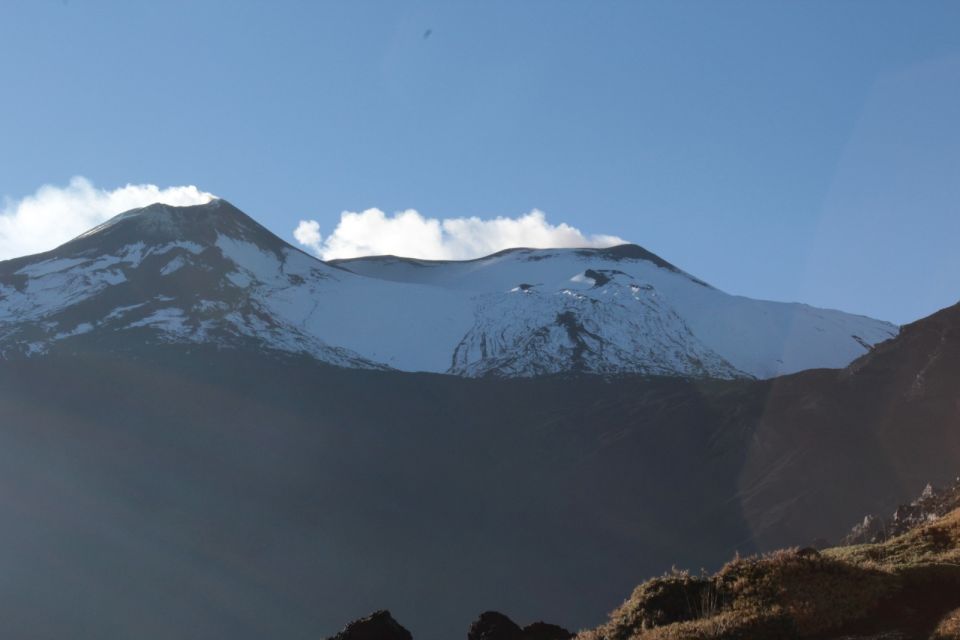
xmin=0 ymin=199 xmax=897 ymax=379
xmin=575 ymin=244 xmax=711 ymax=287
xmin=65 ymin=198 xmax=287 ymax=254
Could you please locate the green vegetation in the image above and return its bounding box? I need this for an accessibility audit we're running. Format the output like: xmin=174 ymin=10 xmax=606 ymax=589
xmin=579 ymin=509 xmax=960 ymax=640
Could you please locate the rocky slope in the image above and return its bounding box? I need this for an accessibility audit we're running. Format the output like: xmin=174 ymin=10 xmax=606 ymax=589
xmin=0 ymin=199 xmax=896 ymax=378
xmin=844 ymin=477 xmax=960 ymax=545
xmin=577 ymin=505 xmax=960 ymax=640
xmin=0 ymin=199 xmax=381 ymax=368
xmin=733 ymin=300 xmax=960 ymax=552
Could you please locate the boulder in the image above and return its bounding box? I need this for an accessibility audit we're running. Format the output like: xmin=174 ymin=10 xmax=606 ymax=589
xmin=521 ymin=621 xmax=575 ymax=640
xmin=328 ymin=610 xmax=413 ymax=640
xmin=468 ymin=611 xmax=524 ymax=640
xmin=467 ymin=612 xmax=573 ymax=640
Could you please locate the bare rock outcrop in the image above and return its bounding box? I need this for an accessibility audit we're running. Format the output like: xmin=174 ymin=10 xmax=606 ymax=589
xmin=844 ymin=477 xmax=960 ymax=545
xmin=327 ymin=610 xmax=413 ymax=640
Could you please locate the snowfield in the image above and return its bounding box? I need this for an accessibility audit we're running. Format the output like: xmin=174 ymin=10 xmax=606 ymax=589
xmin=0 ymin=200 xmax=898 ymax=378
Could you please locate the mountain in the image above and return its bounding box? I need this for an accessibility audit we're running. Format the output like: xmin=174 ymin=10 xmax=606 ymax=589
xmin=0 ymin=200 xmax=896 ymax=378
xmin=0 ymin=199 xmax=380 ymax=368
xmin=0 ymin=198 xmax=949 ymax=639
xmin=332 ymin=247 xmax=894 ymax=378
xmin=0 ymin=345 xmax=766 ymax=640
xmin=2 ymin=300 xmax=958 ymax=639
xmin=733 ymin=299 xmax=960 ymax=552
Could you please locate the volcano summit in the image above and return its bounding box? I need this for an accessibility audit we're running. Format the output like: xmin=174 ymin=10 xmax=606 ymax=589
xmin=0 ymin=199 xmax=896 ymax=377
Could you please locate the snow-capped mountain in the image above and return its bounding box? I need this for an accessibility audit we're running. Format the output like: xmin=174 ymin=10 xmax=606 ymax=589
xmin=0 ymin=200 xmax=897 ymax=378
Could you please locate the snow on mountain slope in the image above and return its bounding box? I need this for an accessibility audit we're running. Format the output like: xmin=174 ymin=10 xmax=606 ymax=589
xmin=0 ymin=201 xmax=470 ymax=371
xmin=0 ymin=200 xmax=898 ymax=378
xmin=448 ymin=278 xmax=743 ymax=378
xmin=333 ymin=247 xmax=898 ymax=378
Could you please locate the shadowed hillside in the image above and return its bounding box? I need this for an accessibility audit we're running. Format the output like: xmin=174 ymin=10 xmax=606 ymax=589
xmin=0 ymin=341 xmax=764 ymax=640
xmin=2 ymin=301 xmax=960 ymax=638
xmin=736 ymin=301 xmax=960 ymax=550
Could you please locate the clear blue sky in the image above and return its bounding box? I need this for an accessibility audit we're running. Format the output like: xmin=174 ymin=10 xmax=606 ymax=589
xmin=1 ymin=0 xmax=958 ymax=324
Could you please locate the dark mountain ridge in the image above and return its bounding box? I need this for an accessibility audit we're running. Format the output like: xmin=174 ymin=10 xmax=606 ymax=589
xmin=0 ymin=344 xmax=763 ymax=640
xmin=736 ymin=298 xmax=960 ymax=550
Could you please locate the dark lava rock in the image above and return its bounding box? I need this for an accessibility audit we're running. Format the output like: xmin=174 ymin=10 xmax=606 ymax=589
xmin=328 ymin=610 xmax=413 ymax=640
xmin=584 ymin=269 xmax=611 ymax=287
xmin=468 ymin=612 xmax=524 ymax=640
xmin=468 ymin=612 xmax=573 ymax=640
xmin=521 ymin=621 xmax=575 ymax=640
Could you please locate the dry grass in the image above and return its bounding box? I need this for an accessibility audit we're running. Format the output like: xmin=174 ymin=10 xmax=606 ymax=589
xmin=932 ymin=608 xmax=960 ymax=640
xmin=578 ymin=509 xmax=960 ymax=640
xmin=827 ymin=508 xmax=960 ymax=568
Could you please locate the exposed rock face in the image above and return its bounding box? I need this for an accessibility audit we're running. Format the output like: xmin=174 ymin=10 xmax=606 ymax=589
xmin=467 ymin=612 xmax=573 ymax=640
xmin=845 ymin=514 xmax=889 ymax=545
xmin=844 ymin=477 xmax=960 ymax=545
xmin=327 ymin=610 xmax=412 ymax=640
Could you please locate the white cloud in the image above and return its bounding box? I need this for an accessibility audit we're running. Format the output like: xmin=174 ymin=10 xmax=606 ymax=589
xmin=294 ymin=208 xmax=626 ymax=261
xmin=293 ymin=219 xmax=323 ymax=253
xmin=0 ymin=177 xmax=215 ymax=260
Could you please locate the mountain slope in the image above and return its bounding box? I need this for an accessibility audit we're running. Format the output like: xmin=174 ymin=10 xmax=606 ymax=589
xmin=580 ymin=505 xmax=960 ymax=640
xmin=1 ymin=297 xmax=956 ymax=639
xmin=0 ymin=258 xmax=957 ymax=638
xmin=0 ymin=200 xmax=896 ymax=378
xmin=734 ymin=300 xmax=960 ymax=552
xmin=333 ymin=247 xmax=897 ymax=378
xmin=0 ymin=346 xmax=766 ymax=640
xmin=0 ymin=200 xmax=374 ymax=366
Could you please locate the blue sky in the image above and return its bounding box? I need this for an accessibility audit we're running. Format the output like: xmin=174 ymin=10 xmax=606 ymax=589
xmin=1 ymin=0 xmax=958 ymax=324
